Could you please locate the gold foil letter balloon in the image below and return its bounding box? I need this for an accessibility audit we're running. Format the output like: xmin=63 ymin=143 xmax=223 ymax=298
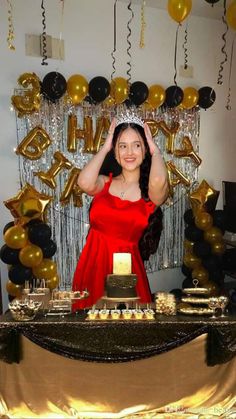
xmin=16 ymin=126 xmax=51 ymax=160
xmin=11 ymin=72 xmax=41 ymax=117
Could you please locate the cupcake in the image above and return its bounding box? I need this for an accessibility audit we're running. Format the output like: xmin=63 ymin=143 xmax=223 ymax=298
xmin=99 ymin=309 xmax=110 ymax=320
xmin=134 ymin=309 xmax=144 ymax=320
xmin=87 ymin=309 xmax=99 ymax=320
xmin=110 ymin=309 xmax=121 ymax=320
xmin=144 ymin=309 xmax=155 ymax=320
xmin=122 ymin=309 xmax=133 ymax=320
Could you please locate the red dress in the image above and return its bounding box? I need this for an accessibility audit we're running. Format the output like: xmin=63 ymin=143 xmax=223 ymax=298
xmin=72 ymin=175 xmax=155 ymax=310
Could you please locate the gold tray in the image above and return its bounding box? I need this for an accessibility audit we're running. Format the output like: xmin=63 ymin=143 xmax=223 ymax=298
xmin=181 ymin=297 xmax=210 ymax=304
xmin=182 ymin=288 xmax=210 ymax=295
xmin=178 ymin=307 xmax=213 ymax=315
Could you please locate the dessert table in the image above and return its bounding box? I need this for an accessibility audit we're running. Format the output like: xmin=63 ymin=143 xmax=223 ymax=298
xmin=0 ymin=312 xmax=236 ymax=418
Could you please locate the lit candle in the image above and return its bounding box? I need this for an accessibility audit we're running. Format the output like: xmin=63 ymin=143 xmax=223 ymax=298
xmin=113 ymin=253 xmax=132 ymax=274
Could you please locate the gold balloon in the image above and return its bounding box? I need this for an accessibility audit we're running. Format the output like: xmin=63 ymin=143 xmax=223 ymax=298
xmin=166 ymin=161 xmax=190 ymax=196
xmin=67 ymin=115 xmax=93 ymax=153
xmin=60 ymin=167 xmax=83 ymax=207
xmin=183 ymin=253 xmax=201 ymax=269
xmin=204 ymin=281 xmax=219 ymax=296
xmin=6 ymin=280 xmax=23 ymax=297
xmin=147 ymin=85 xmax=166 ymax=108
xmin=67 ymin=74 xmax=88 ymax=105
xmin=11 ymin=72 xmax=41 ymax=117
xmin=183 ymin=239 xmax=194 ymax=253
xmin=16 ymin=126 xmax=51 ymax=160
xmin=168 ymin=0 xmax=192 ymax=23
xmin=181 ymin=87 xmax=199 ymax=110
xmin=4 ymin=183 xmax=53 ymax=225
xmin=204 ymin=226 xmax=223 ymax=244
xmin=19 ymin=244 xmax=43 ymax=267
xmin=226 ymin=0 xmax=236 ymax=30
xmin=103 ymin=95 xmax=115 ymax=107
xmin=192 ymin=267 xmax=209 ymax=284
xmin=33 ymin=258 xmax=57 ymax=279
xmin=211 ymin=241 xmax=226 ymax=255
xmin=110 ymin=77 xmax=128 ymax=104
xmin=21 ymin=198 xmax=43 ymax=218
xmin=195 ymin=211 xmax=213 ymax=231
xmin=189 ymin=180 xmax=219 ymax=215
xmin=46 ymin=274 xmax=60 ymax=290
xmin=174 ymin=136 xmax=202 ymax=167
xmin=4 ymin=225 xmax=28 ymax=249
xmin=34 ymin=151 xmax=72 ymax=189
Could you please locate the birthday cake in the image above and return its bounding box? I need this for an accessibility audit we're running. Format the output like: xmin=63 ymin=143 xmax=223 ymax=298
xmin=106 ymin=274 xmax=137 ymax=298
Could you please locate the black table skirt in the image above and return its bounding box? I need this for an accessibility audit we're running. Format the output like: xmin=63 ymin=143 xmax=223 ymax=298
xmin=0 ymin=311 xmax=236 ymax=366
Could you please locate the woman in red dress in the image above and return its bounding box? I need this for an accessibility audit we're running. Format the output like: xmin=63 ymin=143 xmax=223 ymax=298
xmin=72 ymin=113 xmax=169 ymax=309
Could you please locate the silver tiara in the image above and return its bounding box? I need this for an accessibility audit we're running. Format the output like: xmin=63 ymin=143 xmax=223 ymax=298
xmin=116 ymin=111 xmax=144 ymax=128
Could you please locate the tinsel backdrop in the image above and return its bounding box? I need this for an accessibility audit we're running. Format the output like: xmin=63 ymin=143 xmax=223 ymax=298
xmin=15 ymin=98 xmax=200 ymax=288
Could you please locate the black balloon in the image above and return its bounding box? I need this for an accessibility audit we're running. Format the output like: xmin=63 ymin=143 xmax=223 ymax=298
xmin=170 ymin=288 xmax=183 ymax=301
xmin=212 ymin=210 xmax=226 ymax=233
xmin=8 ymin=264 xmax=33 ymax=285
xmin=202 ymin=255 xmax=222 ymax=272
xmin=193 ymin=241 xmax=212 ymax=258
xmin=182 ymin=277 xmax=193 ymax=289
xmin=0 ymin=245 xmax=20 ymax=265
xmin=185 ymin=225 xmax=204 ymax=242
xmin=26 ymin=219 xmax=43 ymax=227
xmin=129 ymin=81 xmax=149 ymax=106
xmin=208 ymin=269 xmax=225 ymax=284
xmin=204 ymin=0 xmax=220 ymax=4
xmin=41 ymin=72 xmax=67 ymax=102
xmin=41 ymin=239 xmax=57 ymax=258
xmin=198 ymin=86 xmax=216 ymax=110
xmin=183 ymin=209 xmax=195 ymax=226
xmin=222 ymin=249 xmax=236 ymax=271
xmin=89 ymin=76 xmax=110 ymax=103
xmin=3 ymin=221 xmax=15 ymax=235
xmin=165 ymin=85 xmax=183 ymax=108
xmin=181 ymin=264 xmax=192 ymax=276
xmin=28 ymin=223 xmax=52 ymax=246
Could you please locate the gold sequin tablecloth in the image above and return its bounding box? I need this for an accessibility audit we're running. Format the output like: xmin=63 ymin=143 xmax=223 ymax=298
xmin=0 ymin=312 xmax=235 ymax=418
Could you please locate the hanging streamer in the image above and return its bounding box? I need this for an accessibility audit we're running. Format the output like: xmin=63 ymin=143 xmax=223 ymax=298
xmin=41 ymin=0 xmax=48 ymax=66
xmin=217 ymin=0 xmax=228 ymax=85
xmin=174 ymin=23 xmax=181 ymax=85
xmin=7 ymin=0 xmax=15 ymax=50
xmin=139 ymin=0 xmax=146 ymax=49
xmin=225 ymin=35 xmax=235 ymax=111
xmin=182 ymin=21 xmax=188 ymax=69
xmin=126 ymin=1 xmax=134 ymax=83
xmin=111 ymin=0 xmax=118 ymax=80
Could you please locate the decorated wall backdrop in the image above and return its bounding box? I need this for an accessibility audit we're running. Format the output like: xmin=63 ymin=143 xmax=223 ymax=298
xmin=0 ymin=0 xmax=236 ymax=310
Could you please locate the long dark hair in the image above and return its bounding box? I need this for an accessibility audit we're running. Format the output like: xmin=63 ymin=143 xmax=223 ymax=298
xmin=100 ymin=122 xmax=163 ymax=261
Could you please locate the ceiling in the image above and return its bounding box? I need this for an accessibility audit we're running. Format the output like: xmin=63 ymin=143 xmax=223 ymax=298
xmin=120 ymin=0 xmax=225 ymax=20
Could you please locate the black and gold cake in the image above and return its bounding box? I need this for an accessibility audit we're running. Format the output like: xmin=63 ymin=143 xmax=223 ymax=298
xmin=106 ymin=274 xmax=137 ymax=298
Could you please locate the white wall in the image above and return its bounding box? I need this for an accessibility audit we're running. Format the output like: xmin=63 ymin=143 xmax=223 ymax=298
xmin=0 ymin=0 xmax=235 ymax=311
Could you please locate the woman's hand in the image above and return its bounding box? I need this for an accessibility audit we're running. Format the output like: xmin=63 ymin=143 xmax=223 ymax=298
xmin=103 ymin=118 xmax=116 ymax=152
xmin=144 ymin=122 xmax=160 ymax=156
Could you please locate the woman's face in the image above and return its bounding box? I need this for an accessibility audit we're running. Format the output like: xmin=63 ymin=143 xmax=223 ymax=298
xmin=114 ymin=127 xmax=145 ymax=171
